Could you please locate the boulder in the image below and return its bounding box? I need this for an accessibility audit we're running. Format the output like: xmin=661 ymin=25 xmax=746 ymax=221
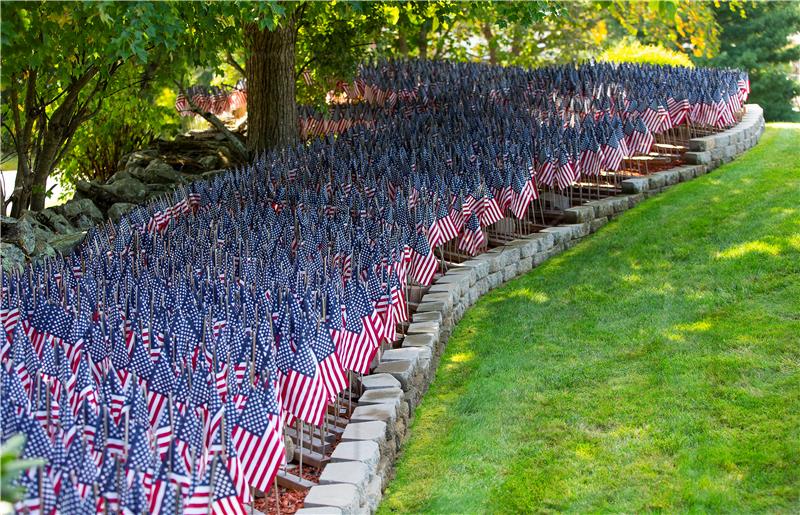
xmin=108 ymin=203 xmax=136 ymax=223
xmin=58 ymin=198 xmax=104 ymax=229
xmin=47 ymin=231 xmax=86 ymax=255
xmin=118 ymin=149 xmax=158 ymax=171
xmin=107 ymin=169 xmax=136 ymax=185
xmin=198 ymin=155 xmax=220 ymax=170
xmin=136 ymin=159 xmax=187 ymax=185
xmin=1 ymin=243 xmax=26 ymax=272
xmin=104 ymin=177 xmax=149 ymax=204
xmin=1 ymin=216 xmax=36 ymax=255
xmin=37 ymin=209 xmax=74 ymax=234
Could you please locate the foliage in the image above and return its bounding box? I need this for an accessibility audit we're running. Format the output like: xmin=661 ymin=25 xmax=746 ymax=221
xmin=599 ymin=39 xmax=694 ymax=67
xmin=698 ymin=1 xmax=800 ymax=122
xmin=59 ymin=79 xmax=179 ymax=187
xmin=1 ymin=434 xmax=44 ymax=504
xmin=0 ymin=1 xmax=199 ymax=214
xmin=294 ymin=2 xmax=389 ymax=107
xmin=381 ymin=125 xmax=800 ymax=513
xmin=370 ymin=1 xmax=719 ymax=70
xmin=601 ymin=0 xmax=723 ymax=57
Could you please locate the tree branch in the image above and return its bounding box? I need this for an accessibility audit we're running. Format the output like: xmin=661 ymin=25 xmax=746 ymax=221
xmin=226 ymin=50 xmax=246 ymax=77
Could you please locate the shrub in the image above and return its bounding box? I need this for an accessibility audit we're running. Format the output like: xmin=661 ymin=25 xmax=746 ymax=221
xmin=599 ymin=40 xmax=694 ymax=68
xmin=59 ymin=87 xmax=179 ymax=189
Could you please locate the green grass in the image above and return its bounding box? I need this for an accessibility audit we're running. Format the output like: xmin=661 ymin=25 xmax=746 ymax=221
xmin=380 ymin=125 xmax=800 ymax=514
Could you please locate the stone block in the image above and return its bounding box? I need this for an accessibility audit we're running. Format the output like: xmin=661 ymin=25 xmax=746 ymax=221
xmin=475 ymin=278 xmax=488 ymax=296
xmin=415 ymin=300 xmax=446 ymax=315
xmin=402 ymin=332 xmax=437 ymax=351
xmin=540 ymin=226 xmax=574 ymax=245
xmin=483 ymin=246 xmax=520 ymax=272
xmin=350 ymin=404 xmax=397 ymax=426
xmin=502 ymin=265 xmax=517 ymax=282
xmin=654 ymin=170 xmax=680 ymax=186
xmin=621 ymin=177 xmax=649 ymax=193
xmin=677 ymin=166 xmax=696 ymax=182
xmin=360 ymin=373 xmax=401 ymax=391
xmin=689 ymin=136 xmax=716 ymax=151
xmin=582 ymin=199 xmax=612 ymax=218
xmin=562 ymin=205 xmax=594 ymax=223
xmin=685 ymin=151 xmax=711 ymax=165
xmin=506 ymin=238 xmax=539 ymax=258
xmin=365 ymin=476 xmax=382 ymax=513
xmin=330 ymin=441 xmax=380 ymax=477
xmin=406 ymin=320 xmax=440 ymax=336
xmin=627 ymin=194 xmax=644 ymax=208
xmin=522 ymin=232 xmax=552 ymax=252
xmin=516 ymin=256 xmax=533 ymax=275
xmin=648 ymin=173 xmax=667 ymax=189
xmin=342 ymin=421 xmax=388 ymax=444
xmin=382 ymin=346 xmax=431 ymax=367
xmin=412 ymin=310 xmax=441 ymax=324
xmin=487 ymin=271 xmax=503 ymax=289
xmin=427 ymin=282 xmax=461 ymax=301
xmin=459 ymin=258 xmax=490 ymax=280
xmin=431 ymin=273 xmax=469 ymax=296
xmin=373 ymin=360 xmax=414 ymax=390
xmin=358 ymin=387 xmax=404 ymax=408
xmin=419 ymin=292 xmax=453 ymax=312
xmin=563 ymin=222 xmax=590 ymax=238
xmin=464 ymin=287 xmax=479 ymax=306
xmin=590 ymin=217 xmax=608 ymax=233
xmin=532 ymin=250 xmax=548 ymax=267
xmin=319 ymin=462 xmax=369 ymax=500
xmin=296 ymin=508 xmax=343 ymax=515
xmin=303 ymin=484 xmax=359 ymax=515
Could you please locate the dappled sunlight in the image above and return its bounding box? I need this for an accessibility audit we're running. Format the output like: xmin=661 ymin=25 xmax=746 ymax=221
xmin=621 ymin=273 xmax=644 ymax=284
xmin=511 ymin=289 xmax=550 ymax=303
xmin=676 ymin=321 xmax=713 ymax=333
xmin=715 ymin=240 xmax=781 ymax=259
xmin=767 ymin=122 xmax=800 ymax=130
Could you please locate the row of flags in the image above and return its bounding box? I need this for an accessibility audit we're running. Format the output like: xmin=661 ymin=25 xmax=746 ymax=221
xmin=175 ymin=80 xmax=248 ymax=117
xmin=3 ymin=60 xmax=747 ymax=514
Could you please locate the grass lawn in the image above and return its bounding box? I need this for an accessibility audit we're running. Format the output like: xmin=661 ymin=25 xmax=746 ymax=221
xmin=380 ymin=124 xmax=800 ymax=514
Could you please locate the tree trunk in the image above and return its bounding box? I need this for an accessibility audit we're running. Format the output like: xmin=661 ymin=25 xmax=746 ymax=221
xmin=482 ymin=23 xmax=497 ymax=66
xmin=397 ymin=33 xmax=409 ymax=58
xmin=9 ymin=158 xmax=32 ymax=218
xmin=245 ymin=16 xmax=299 ymax=155
xmin=417 ymin=27 xmax=428 ymax=59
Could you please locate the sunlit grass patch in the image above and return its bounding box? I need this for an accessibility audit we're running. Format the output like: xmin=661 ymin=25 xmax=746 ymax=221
xmin=380 ymin=126 xmax=800 ymax=514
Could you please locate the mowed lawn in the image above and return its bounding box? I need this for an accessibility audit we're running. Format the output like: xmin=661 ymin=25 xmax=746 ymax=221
xmin=380 ymin=125 xmax=800 ymax=514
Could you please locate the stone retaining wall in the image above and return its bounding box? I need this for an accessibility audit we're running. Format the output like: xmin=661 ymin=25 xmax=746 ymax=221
xmin=296 ymin=105 xmax=765 ymax=514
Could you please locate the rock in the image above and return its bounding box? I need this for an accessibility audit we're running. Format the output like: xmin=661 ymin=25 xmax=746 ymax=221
xmin=1 ymin=243 xmax=27 ymax=272
xmin=100 ymin=176 xmax=148 ymax=204
xmin=118 ymin=149 xmax=158 ymax=170
xmin=47 ymin=231 xmax=85 ymax=255
xmin=303 ymin=484 xmax=359 ymax=515
xmin=37 ymin=209 xmax=74 ymax=234
xmin=198 ymin=155 xmax=220 ymax=170
xmin=360 ymin=373 xmax=401 ymax=391
xmin=106 ymin=169 xmax=135 ymax=184
xmin=137 ymin=159 xmax=187 ymax=185
xmin=107 ymin=203 xmax=136 ymax=223
xmin=1 ymin=216 xmax=36 ymax=255
xmin=58 ymin=198 xmax=104 ymax=229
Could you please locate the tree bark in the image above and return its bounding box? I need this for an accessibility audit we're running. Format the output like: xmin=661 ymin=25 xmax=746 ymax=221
xmin=482 ymin=23 xmax=497 ymax=66
xmin=245 ymin=15 xmax=299 ymax=155
xmin=397 ymin=33 xmax=409 ymax=58
xmin=417 ymin=27 xmax=428 ymax=59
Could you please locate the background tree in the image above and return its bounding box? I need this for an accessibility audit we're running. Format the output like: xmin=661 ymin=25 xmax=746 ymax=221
xmin=0 ymin=1 xmax=200 ymax=216
xmin=697 ymin=1 xmax=800 ymax=121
